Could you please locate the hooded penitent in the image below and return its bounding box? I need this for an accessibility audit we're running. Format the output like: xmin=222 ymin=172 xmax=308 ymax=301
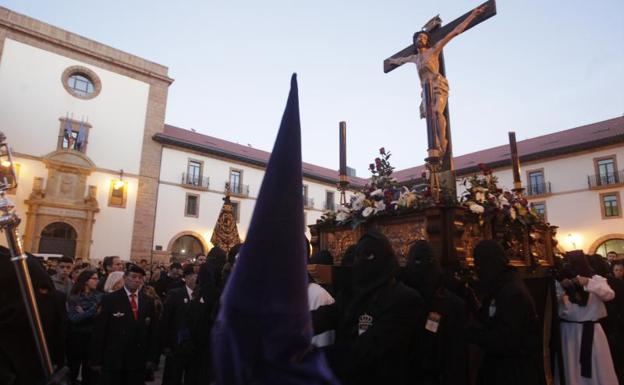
xmin=565 ymin=250 xmax=594 ymax=278
xmin=404 ymin=240 xmax=442 ymax=301
xmin=562 ymin=250 xmax=592 ymax=306
xmin=211 ymin=74 xmax=338 ymax=385
xmin=473 ymin=240 xmax=509 ymax=291
xmin=352 ymin=229 xmax=397 ymax=296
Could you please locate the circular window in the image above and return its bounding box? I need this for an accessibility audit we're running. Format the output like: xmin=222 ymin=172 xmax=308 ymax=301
xmin=61 ymin=66 xmax=101 ymax=99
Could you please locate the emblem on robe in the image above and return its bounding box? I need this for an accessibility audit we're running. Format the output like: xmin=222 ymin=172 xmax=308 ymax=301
xmin=358 ymin=313 xmax=374 ymax=335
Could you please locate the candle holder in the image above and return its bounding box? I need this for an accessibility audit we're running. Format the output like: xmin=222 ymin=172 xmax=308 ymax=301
xmin=338 ymin=174 xmax=348 ymax=206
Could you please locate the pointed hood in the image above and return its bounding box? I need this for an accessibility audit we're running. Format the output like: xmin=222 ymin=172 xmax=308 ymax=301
xmin=212 ymin=74 xmax=338 ymax=385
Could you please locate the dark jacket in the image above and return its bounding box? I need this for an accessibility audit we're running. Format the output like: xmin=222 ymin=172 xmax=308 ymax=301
xmin=67 ymin=291 xmax=103 ymax=333
xmin=189 ymin=284 xmax=221 ymax=383
xmin=90 ymin=288 xmax=158 ymax=372
xmin=160 ymin=287 xmax=194 ymax=353
xmin=154 ymin=275 xmax=184 ymax=300
xmin=467 ymin=269 xmax=540 ymax=385
xmin=313 ymin=280 xmax=424 ymax=385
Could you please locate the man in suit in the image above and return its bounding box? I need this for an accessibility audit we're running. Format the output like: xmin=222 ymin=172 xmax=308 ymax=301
xmin=96 ymin=255 xmax=124 ymax=292
xmin=154 ymin=262 xmax=184 ymax=300
xmin=161 ymin=264 xmax=198 ymax=385
xmin=90 ymin=263 xmax=158 ymax=385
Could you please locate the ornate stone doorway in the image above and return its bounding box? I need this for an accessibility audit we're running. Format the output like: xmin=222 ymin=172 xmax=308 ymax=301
xmin=38 ymin=222 xmax=77 ymax=258
xmin=23 ymin=150 xmax=99 ymax=260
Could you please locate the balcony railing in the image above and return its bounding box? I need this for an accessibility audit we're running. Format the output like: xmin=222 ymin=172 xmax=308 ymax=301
xmin=324 ymin=201 xmax=335 ymax=211
xmin=227 ymin=182 xmax=249 ymax=197
xmin=588 ymin=171 xmax=623 ymax=188
xmin=304 ymin=197 xmax=315 ymax=208
xmin=526 ymin=182 xmax=551 ymax=196
xmin=181 ymin=173 xmax=209 ymax=189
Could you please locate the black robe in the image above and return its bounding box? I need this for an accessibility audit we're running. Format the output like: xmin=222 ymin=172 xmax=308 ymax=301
xmin=0 ymin=251 xmax=66 ymax=385
xmin=602 ymin=276 xmax=624 ymax=385
xmin=313 ymin=280 xmax=424 ymax=385
xmin=411 ymin=287 xmax=469 ymax=385
xmin=467 ymin=269 xmax=540 ymax=385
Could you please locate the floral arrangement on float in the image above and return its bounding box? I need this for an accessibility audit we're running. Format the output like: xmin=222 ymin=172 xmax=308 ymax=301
xmin=319 ymin=147 xmax=435 ymax=228
xmin=459 ymin=163 xmax=546 ymax=227
xmin=319 ymin=148 xmax=547 ymax=230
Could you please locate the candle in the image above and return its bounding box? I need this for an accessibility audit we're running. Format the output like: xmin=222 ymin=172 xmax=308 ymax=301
xmin=339 ymin=121 xmax=347 ymax=176
xmin=508 ymin=131 xmax=521 ymax=187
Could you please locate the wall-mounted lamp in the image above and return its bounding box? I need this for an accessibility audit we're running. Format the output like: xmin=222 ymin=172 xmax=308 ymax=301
xmin=109 ymin=169 xmax=127 ymax=208
xmin=113 ymin=169 xmax=125 ymax=190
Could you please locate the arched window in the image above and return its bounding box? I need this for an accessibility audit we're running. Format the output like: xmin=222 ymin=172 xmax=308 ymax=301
xmin=171 ymin=235 xmax=204 ymax=262
xmin=596 ymin=238 xmax=624 ymax=258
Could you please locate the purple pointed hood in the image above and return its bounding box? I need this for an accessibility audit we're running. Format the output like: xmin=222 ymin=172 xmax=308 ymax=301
xmin=212 ymin=74 xmax=339 ymax=385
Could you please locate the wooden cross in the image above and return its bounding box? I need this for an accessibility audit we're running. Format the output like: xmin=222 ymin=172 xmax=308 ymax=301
xmin=384 ymin=1 xmax=497 ymax=74
xmin=384 ymin=0 xmax=497 ymax=195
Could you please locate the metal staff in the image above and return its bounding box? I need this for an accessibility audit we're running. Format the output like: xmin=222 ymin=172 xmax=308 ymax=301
xmin=0 ymin=131 xmax=55 ymax=379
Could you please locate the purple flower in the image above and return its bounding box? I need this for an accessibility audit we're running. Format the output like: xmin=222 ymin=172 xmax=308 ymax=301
xmin=379 ymin=147 xmax=386 ymax=155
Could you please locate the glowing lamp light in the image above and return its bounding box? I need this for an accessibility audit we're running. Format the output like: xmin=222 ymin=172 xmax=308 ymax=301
xmin=1 ymin=160 xmax=11 ymax=168
xmin=112 ymin=169 xmax=125 ymax=190
xmin=113 ymin=179 xmax=125 ymax=190
xmin=565 ymin=233 xmax=583 ymax=251
xmin=181 ymin=249 xmax=186 ymax=254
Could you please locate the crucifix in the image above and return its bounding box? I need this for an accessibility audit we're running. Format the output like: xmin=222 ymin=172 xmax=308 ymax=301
xmin=384 ymin=0 xmax=497 ymax=200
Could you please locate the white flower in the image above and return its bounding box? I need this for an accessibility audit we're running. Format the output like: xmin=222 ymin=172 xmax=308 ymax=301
xmin=336 ymin=211 xmax=350 ymax=222
xmin=351 ymin=193 xmax=366 ymax=210
xmin=374 ymin=200 xmax=386 ymax=213
xmin=370 ymin=189 xmax=384 ymax=197
xmin=337 ymin=205 xmax=350 ymax=213
xmin=498 ymin=196 xmax=509 ymax=207
xmin=362 ymin=207 xmax=374 ymax=217
xmin=469 ymin=204 xmax=484 ymax=214
xmin=475 ymin=191 xmax=485 ymax=203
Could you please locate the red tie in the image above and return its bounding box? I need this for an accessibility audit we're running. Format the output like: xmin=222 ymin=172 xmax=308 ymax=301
xmin=129 ymin=293 xmax=138 ymax=321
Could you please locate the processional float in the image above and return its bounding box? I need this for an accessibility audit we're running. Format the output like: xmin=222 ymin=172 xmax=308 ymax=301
xmin=309 ymin=2 xmax=558 ymax=384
